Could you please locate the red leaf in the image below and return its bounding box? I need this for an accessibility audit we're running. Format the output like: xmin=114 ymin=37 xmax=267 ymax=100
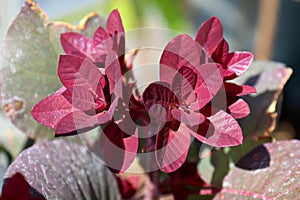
xmin=0 ymin=173 xmax=45 ymax=200
xmin=106 ymin=9 xmax=124 ymax=37
xmin=211 ymin=39 xmax=229 ymax=65
xmin=224 ymin=82 xmax=256 ymax=96
xmin=224 ymin=52 xmax=254 ymax=79
xmin=228 ymin=99 xmax=250 ymax=119
xmin=193 ymin=63 xmax=224 ymax=109
xmin=195 ymin=17 xmax=223 ymax=55
xmin=160 ymin=34 xmax=203 ymax=84
xmin=106 ymin=9 xmax=125 ymax=62
xmin=171 ymin=66 xmax=198 ymax=100
xmin=143 ymin=82 xmax=178 ymax=122
xmin=93 ymin=26 xmax=111 ymax=47
xmin=105 ymin=51 xmax=122 ymax=95
xmin=62 ymin=87 xmax=96 ymax=111
xmin=155 ymin=124 xmax=191 ymax=172
xmin=189 ymin=110 xmax=243 ymax=147
xmin=99 ymin=121 xmax=138 ymax=173
xmin=171 ymin=109 xmax=205 ymax=127
xmin=58 ymin=55 xmax=105 ymax=96
xmin=117 ymin=176 xmax=140 ymax=199
xmin=55 ymin=97 xmax=118 ymax=135
xmin=54 ymin=111 xmax=98 ymax=135
xmin=31 ymin=92 xmax=75 ymax=129
xmin=60 ymin=32 xmax=94 ymax=58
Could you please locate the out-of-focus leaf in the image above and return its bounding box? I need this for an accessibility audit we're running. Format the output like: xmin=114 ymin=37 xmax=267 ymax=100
xmin=0 ymin=0 xmax=105 ymax=139
xmin=197 ymin=148 xmax=229 ymax=188
xmin=1 ymin=172 xmax=45 ymax=200
xmin=233 ymin=61 xmax=293 ymax=137
xmin=2 ymin=139 xmax=121 ymax=200
xmin=214 ymin=140 xmax=300 ymax=199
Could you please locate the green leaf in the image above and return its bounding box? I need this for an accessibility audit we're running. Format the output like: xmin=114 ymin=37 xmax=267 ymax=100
xmin=233 ymin=61 xmax=293 ymax=137
xmin=214 ymin=140 xmax=300 ymax=199
xmin=0 ymin=0 xmax=105 ymax=139
xmin=2 ymin=139 xmax=121 ymax=199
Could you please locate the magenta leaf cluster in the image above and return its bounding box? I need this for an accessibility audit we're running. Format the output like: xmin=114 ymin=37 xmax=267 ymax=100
xmin=31 ymin=10 xmax=255 ymax=173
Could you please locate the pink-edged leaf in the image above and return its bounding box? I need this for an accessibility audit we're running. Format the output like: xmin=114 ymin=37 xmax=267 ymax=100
xmin=171 ymin=66 xmax=197 ymax=100
xmin=106 ymin=9 xmax=124 ymax=37
xmin=143 ymin=82 xmax=178 ymax=122
xmin=171 ymin=109 xmax=205 ymax=127
xmin=60 ymin=32 xmax=94 ymax=58
xmin=31 ymin=93 xmax=75 ymax=129
xmin=160 ymin=34 xmax=202 ymax=84
xmin=105 ymin=51 xmax=122 ymax=95
xmin=3 ymin=140 xmax=120 ymax=199
xmin=195 ymin=17 xmax=223 ymax=55
xmin=224 ymin=52 xmax=254 ymax=79
xmin=58 ymin=55 xmax=105 ymax=96
xmin=99 ymin=122 xmax=138 ymax=173
xmin=228 ymin=99 xmax=250 ymax=119
xmin=155 ymin=124 xmax=191 ymax=172
xmin=224 ymin=82 xmax=256 ymax=96
xmin=214 ymin=140 xmax=300 ymax=200
xmin=211 ymin=39 xmax=229 ymax=64
xmin=189 ymin=110 xmax=243 ymax=147
xmin=193 ymin=63 xmax=224 ymax=109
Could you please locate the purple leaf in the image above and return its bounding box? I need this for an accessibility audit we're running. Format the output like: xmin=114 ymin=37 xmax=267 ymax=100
xmin=195 ymin=17 xmax=223 ymax=55
xmin=99 ymin=122 xmax=138 ymax=173
xmin=31 ymin=92 xmax=75 ymax=129
xmin=189 ymin=110 xmax=243 ymax=147
xmin=155 ymin=124 xmax=191 ymax=172
xmin=2 ymin=140 xmax=120 ymax=199
xmin=214 ymin=140 xmax=300 ymax=200
xmin=160 ymin=34 xmax=203 ymax=84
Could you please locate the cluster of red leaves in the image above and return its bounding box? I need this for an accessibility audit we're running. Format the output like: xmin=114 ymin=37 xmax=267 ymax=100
xmin=31 ymin=11 xmax=255 ymax=174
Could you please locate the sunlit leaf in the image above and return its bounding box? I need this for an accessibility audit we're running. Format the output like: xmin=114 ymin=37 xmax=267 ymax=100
xmin=214 ymin=140 xmax=300 ymax=199
xmin=233 ymin=61 xmax=293 ymax=137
